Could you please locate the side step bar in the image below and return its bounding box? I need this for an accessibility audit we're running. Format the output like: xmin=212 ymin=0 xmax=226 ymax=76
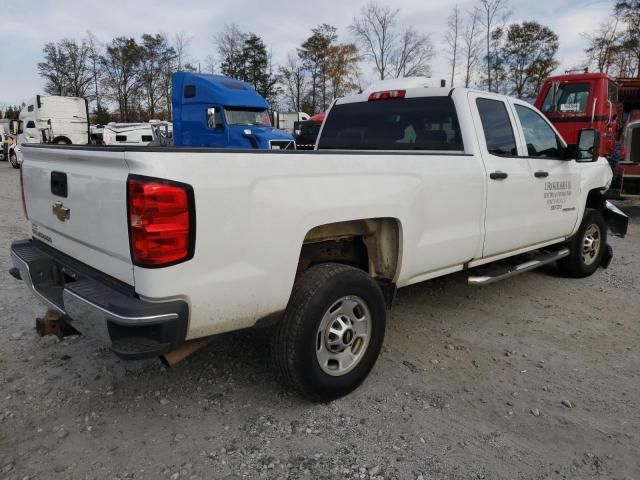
xmin=468 ymin=248 xmax=569 ymax=286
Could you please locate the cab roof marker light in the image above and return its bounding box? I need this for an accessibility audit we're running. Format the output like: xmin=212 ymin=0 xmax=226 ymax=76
xmin=368 ymin=90 xmax=406 ymax=101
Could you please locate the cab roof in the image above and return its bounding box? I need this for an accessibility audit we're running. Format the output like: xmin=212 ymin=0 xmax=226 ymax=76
xmin=172 ymin=71 xmax=268 ymax=109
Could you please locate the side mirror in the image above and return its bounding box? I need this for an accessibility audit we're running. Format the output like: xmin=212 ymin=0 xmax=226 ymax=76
xmin=207 ymin=107 xmax=222 ymax=129
xmin=576 ymin=128 xmax=600 ymax=162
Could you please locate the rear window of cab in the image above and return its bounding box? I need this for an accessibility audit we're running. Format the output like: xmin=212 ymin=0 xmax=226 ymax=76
xmin=317 ymin=97 xmax=463 ymax=151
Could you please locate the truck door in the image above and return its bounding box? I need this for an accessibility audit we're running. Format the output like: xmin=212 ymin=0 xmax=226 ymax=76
xmin=511 ymin=101 xmax=580 ymax=243
xmin=469 ymin=92 xmax=536 ymax=257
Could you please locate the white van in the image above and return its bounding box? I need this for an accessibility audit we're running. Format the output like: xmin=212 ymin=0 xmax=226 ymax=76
xmin=19 ymin=95 xmax=89 ymax=146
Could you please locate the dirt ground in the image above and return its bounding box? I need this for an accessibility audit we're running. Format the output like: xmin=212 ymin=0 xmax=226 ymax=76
xmin=0 ymin=160 xmax=638 ymax=480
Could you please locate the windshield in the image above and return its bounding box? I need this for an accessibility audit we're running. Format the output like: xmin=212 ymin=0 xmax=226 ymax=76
xmin=542 ymin=82 xmax=590 ymax=114
xmin=224 ymin=107 xmax=271 ymax=126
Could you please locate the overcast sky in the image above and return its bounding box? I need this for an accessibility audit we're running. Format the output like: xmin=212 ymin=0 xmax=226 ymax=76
xmin=0 ymin=0 xmax=612 ymax=106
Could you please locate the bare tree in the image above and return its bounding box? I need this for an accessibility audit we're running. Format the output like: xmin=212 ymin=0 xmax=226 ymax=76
xmin=446 ymin=5 xmax=462 ymax=86
xmin=214 ymin=24 xmax=247 ymax=78
xmin=62 ymin=39 xmax=93 ymax=97
xmin=203 ymin=54 xmax=216 ymax=74
xmin=477 ymin=0 xmax=510 ymax=92
xmin=584 ymin=15 xmax=621 ymax=73
xmin=38 ymin=38 xmax=94 ymax=97
xmin=392 ymin=28 xmax=433 ymax=78
xmin=279 ymin=54 xmax=306 ymax=111
xmin=350 ymin=2 xmax=398 ymax=80
xmin=85 ymin=31 xmax=103 ymax=111
xmin=173 ymin=32 xmax=192 ymax=71
xmin=38 ymin=42 xmax=68 ymax=95
xmin=100 ymin=37 xmax=142 ymax=121
xmin=350 ymin=1 xmax=433 ymax=80
xmin=462 ymin=9 xmax=482 ymax=88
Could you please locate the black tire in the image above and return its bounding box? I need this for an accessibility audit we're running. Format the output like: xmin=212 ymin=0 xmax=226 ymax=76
xmin=272 ymin=263 xmax=386 ymax=402
xmin=557 ymin=208 xmax=607 ymax=278
xmin=9 ymin=151 xmax=19 ymax=169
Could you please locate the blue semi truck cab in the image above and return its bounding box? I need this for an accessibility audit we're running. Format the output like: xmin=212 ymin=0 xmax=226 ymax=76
xmin=172 ymin=72 xmax=295 ymax=150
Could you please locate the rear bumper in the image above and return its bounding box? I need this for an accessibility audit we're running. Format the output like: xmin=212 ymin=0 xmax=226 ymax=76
xmin=9 ymin=239 xmax=188 ymax=360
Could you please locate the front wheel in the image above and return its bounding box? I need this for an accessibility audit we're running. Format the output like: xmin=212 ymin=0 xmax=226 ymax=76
xmin=557 ymin=208 xmax=607 ymax=278
xmin=272 ymin=263 xmax=386 ymax=401
xmin=9 ymin=151 xmax=19 ymax=169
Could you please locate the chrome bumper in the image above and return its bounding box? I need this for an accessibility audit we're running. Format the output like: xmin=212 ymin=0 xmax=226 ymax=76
xmin=10 ymin=239 xmax=189 ymax=359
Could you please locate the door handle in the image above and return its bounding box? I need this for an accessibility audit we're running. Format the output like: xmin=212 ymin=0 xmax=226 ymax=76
xmin=534 ymin=171 xmax=549 ymax=178
xmin=489 ymin=171 xmax=508 ymax=180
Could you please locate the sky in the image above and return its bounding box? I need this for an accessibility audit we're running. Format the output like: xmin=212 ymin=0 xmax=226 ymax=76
xmin=0 ymin=0 xmax=613 ymax=107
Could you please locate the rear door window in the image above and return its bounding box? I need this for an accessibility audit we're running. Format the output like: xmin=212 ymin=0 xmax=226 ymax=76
xmin=317 ymin=97 xmax=463 ymax=151
xmin=476 ymin=98 xmax=517 ymax=156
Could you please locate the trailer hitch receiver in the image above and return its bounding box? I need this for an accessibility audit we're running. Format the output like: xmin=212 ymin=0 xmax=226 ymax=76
xmin=35 ymin=309 xmax=80 ymax=339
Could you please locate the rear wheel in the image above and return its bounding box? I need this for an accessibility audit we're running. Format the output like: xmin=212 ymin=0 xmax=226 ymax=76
xmin=272 ymin=263 xmax=386 ymax=401
xmin=557 ymin=209 xmax=607 ymax=278
xmin=9 ymin=151 xmax=19 ymax=169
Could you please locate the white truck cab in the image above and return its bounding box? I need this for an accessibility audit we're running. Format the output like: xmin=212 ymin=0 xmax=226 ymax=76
xmin=19 ymin=95 xmax=89 ymax=145
xmin=7 ymin=96 xmax=89 ymax=169
xmin=9 ymin=84 xmax=628 ymax=401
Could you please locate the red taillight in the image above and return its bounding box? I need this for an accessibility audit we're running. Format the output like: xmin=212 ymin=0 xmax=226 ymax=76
xmin=127 ymin=176 xmax=194 ymax=267
xmin=368 ymin=89 xmax=406 ymax=101
xmin=19 ymin=165 xmax=28 ymax=219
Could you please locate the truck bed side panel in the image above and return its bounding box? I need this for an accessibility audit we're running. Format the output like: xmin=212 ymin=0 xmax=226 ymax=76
xmin=125 ymin=149 xmax=485 ymax=339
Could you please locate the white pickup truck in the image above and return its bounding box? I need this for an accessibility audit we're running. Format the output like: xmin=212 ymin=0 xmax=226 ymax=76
xmin=9 ymin=85 xmax=628 ymax=401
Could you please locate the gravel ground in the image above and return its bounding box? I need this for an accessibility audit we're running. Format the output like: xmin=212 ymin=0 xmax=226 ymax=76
xmin=0 ymin=160 xmax=639 ymax=480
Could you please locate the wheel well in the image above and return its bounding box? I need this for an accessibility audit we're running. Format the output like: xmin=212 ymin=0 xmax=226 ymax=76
xmin=52 ymin=136 xmax=71 ymax=145
xmin=585 ymin=188 xmax=607 ymax=210
xmin=298 ymin=218 xmax=401 ymax=282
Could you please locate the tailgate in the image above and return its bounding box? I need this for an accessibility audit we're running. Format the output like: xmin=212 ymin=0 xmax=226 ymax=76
xmin=22 ymin=145 xmax=134 ymax=285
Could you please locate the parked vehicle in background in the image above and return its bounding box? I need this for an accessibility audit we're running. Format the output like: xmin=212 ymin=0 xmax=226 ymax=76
xmin=294 ymin=113 xmax=325 ymax=150
xmin=272 ymin=111 xmax=310 ymax=135
xmin=0 ymin=119 xmax=12 ymax=161
xmin=90 ymin=125 xmax=105 ymax=145
xmin=172 ymin=72 xmax=295 ymax=150
xmin=18 ymin=95 xmax=89 ymax=145
xmin=9 ymin=83 xmax=627 ymax=401
xmin=6 ymin=96 xmax=89 ymax=169
xmin=535 ymin=72 xmax=640 ymax=197
xmin=102 ymin=122 xmax=172 ymax=146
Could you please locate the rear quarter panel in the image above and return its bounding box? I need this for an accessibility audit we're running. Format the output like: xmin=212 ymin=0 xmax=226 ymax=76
xmin=125 ymin=148 xmax=485 ymax=339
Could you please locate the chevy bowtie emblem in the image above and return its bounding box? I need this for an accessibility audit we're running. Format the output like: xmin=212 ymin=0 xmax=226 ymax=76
xmin=52 ymin=201 xmax=70 ymax=222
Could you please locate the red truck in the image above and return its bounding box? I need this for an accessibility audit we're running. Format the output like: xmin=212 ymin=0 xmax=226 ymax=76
xmin=535 ymin=72 xmax=640 ymax=197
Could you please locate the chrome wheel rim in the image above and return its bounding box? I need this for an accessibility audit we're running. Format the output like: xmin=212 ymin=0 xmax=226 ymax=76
xmin=582 ymin=224 xmax=601 ymax=266
xmin=316 ymin=295 xmax=371 ymax=377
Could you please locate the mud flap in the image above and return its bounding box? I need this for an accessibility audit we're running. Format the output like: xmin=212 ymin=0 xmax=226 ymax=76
xmin=604 ymin=201 xmax=628 ymax=238
xmin=601 ymin=244 xmax=613 ymax=269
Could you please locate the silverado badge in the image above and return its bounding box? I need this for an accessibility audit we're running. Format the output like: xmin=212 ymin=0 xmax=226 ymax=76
xmin=52 ymin=202 xmax=70 ymax=222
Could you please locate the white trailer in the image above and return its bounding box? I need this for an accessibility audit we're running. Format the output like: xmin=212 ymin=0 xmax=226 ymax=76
xmin=102 ymin=122 xmax=172 ymax=145
xmin=272 ymin=111 xmax=310 ymax=135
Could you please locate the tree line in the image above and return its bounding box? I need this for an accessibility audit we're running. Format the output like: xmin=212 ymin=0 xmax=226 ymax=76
xmin=584 ymin=0 xmax=640 ymax=76
xmin=24 ymin=1 xmax=439 ymax=122
xmin=444 ymin=0 xmax=559 ymax=99
xmin=6 ymin=0 xmax=640 ymax=123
